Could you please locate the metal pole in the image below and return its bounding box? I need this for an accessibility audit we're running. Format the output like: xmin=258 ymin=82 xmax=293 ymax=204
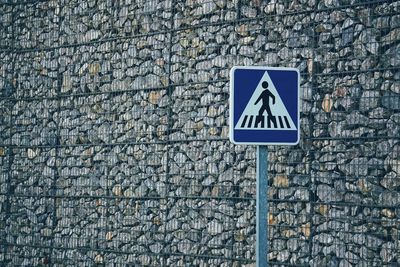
xmin=256 ymin=145 xmax=268 ymax=267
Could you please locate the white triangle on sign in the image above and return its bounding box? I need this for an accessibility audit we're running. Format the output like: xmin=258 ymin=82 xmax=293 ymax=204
xmin=234 ymin=71 xmax=297 ymax=130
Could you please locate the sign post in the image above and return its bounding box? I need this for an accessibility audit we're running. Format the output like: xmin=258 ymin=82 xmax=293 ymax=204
xmin=256 ymin=145 xmax=268 ymax=267
xmin=229 ymin=66 xmax=300 ymax=267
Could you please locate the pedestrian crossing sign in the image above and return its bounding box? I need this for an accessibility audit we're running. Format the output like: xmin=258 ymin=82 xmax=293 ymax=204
xmin=229 ymin=66 xmax=300 ymax=145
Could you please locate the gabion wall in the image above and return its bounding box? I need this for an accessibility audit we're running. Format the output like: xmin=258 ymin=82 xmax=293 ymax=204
xmin=1 ymin=0 xmax=399 ymax=266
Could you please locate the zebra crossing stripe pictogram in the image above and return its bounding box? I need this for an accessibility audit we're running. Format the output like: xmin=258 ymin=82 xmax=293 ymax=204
xmin=240 ymin=115 xmax=291 ymax=129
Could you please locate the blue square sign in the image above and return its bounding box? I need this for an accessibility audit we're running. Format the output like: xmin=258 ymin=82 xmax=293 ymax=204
xmin=229 ymin=66 xmax=300 ymax=145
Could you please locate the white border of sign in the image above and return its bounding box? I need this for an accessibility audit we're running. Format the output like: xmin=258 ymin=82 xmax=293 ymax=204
xmin=229 ymin=66 xmax=301 ymax=146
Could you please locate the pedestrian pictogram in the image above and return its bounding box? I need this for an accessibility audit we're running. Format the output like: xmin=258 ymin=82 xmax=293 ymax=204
xmin=230 ymin=66 xmax=300 ymax=145
xmin=255 ymin=81 xmax=275 ymax=119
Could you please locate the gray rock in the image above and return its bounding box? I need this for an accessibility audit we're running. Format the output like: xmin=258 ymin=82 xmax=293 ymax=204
xmin=314 ymin=233 xmax=334 ymax=245
xmin=218 ymin=169 xmax=233 ymax=182
xmin=391 ymin=14 xmax=400 ymax=28
xmin=84 ymin=30 xmax=101 ymax=42
xmin=381 ymin=92 xmax=400 ymax=110
xmin=380 ymin=172 xmax=400 ymax=190
xmin=177 ymin=239 xmax=192 ymax=254
xmin=207 ymin=220 xmax=223 ymax=235
xmin=379 ymin=191 xmax=400 ymax=206
xmin=339 ymin=157 xmax=368 ymax=176
xmin=390 ymin=82 xmax=400 ymax=94
xmin=381 ymin=28 xmax=400 ymax=47
xmin=338 ymin=259 xmax=351 ymax=267
xmin=384 ymin=44 xmax=400 ymax=67
xmin=138 ymin=255 xmax=151 ymax=265
xmin=366 ymin=235 xmax=383 ymax=248
xmin=277 ymin=250 xmax=290 ymax=262
xmin=346 ymin=111 xmax=369 ymax=126
xmin=317 ymin=184 xmax=343 ymax=202
xmin=241 ymin=6 xmax=257 ymax=18
xmin=380 ymin=242 xmax=395 ymax=263
xmin=341 ymin=27 xmax=354 ymax=46
xmin=149 ymin=243 xmax=163 ymax=254
xmin=97 ymin=123 xmax=112 ymax=143
xmin=132 ymin=74 xmax=161 ymax=89
xmin=359 ymin=80 xmax=379 ymax=100
xmin=358 ymin=28 xmax=379 ymax=55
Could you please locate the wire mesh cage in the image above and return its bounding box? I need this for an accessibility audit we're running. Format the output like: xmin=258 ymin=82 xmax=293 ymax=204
xmin=1 ymin=0 xmax=400 ymax=266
